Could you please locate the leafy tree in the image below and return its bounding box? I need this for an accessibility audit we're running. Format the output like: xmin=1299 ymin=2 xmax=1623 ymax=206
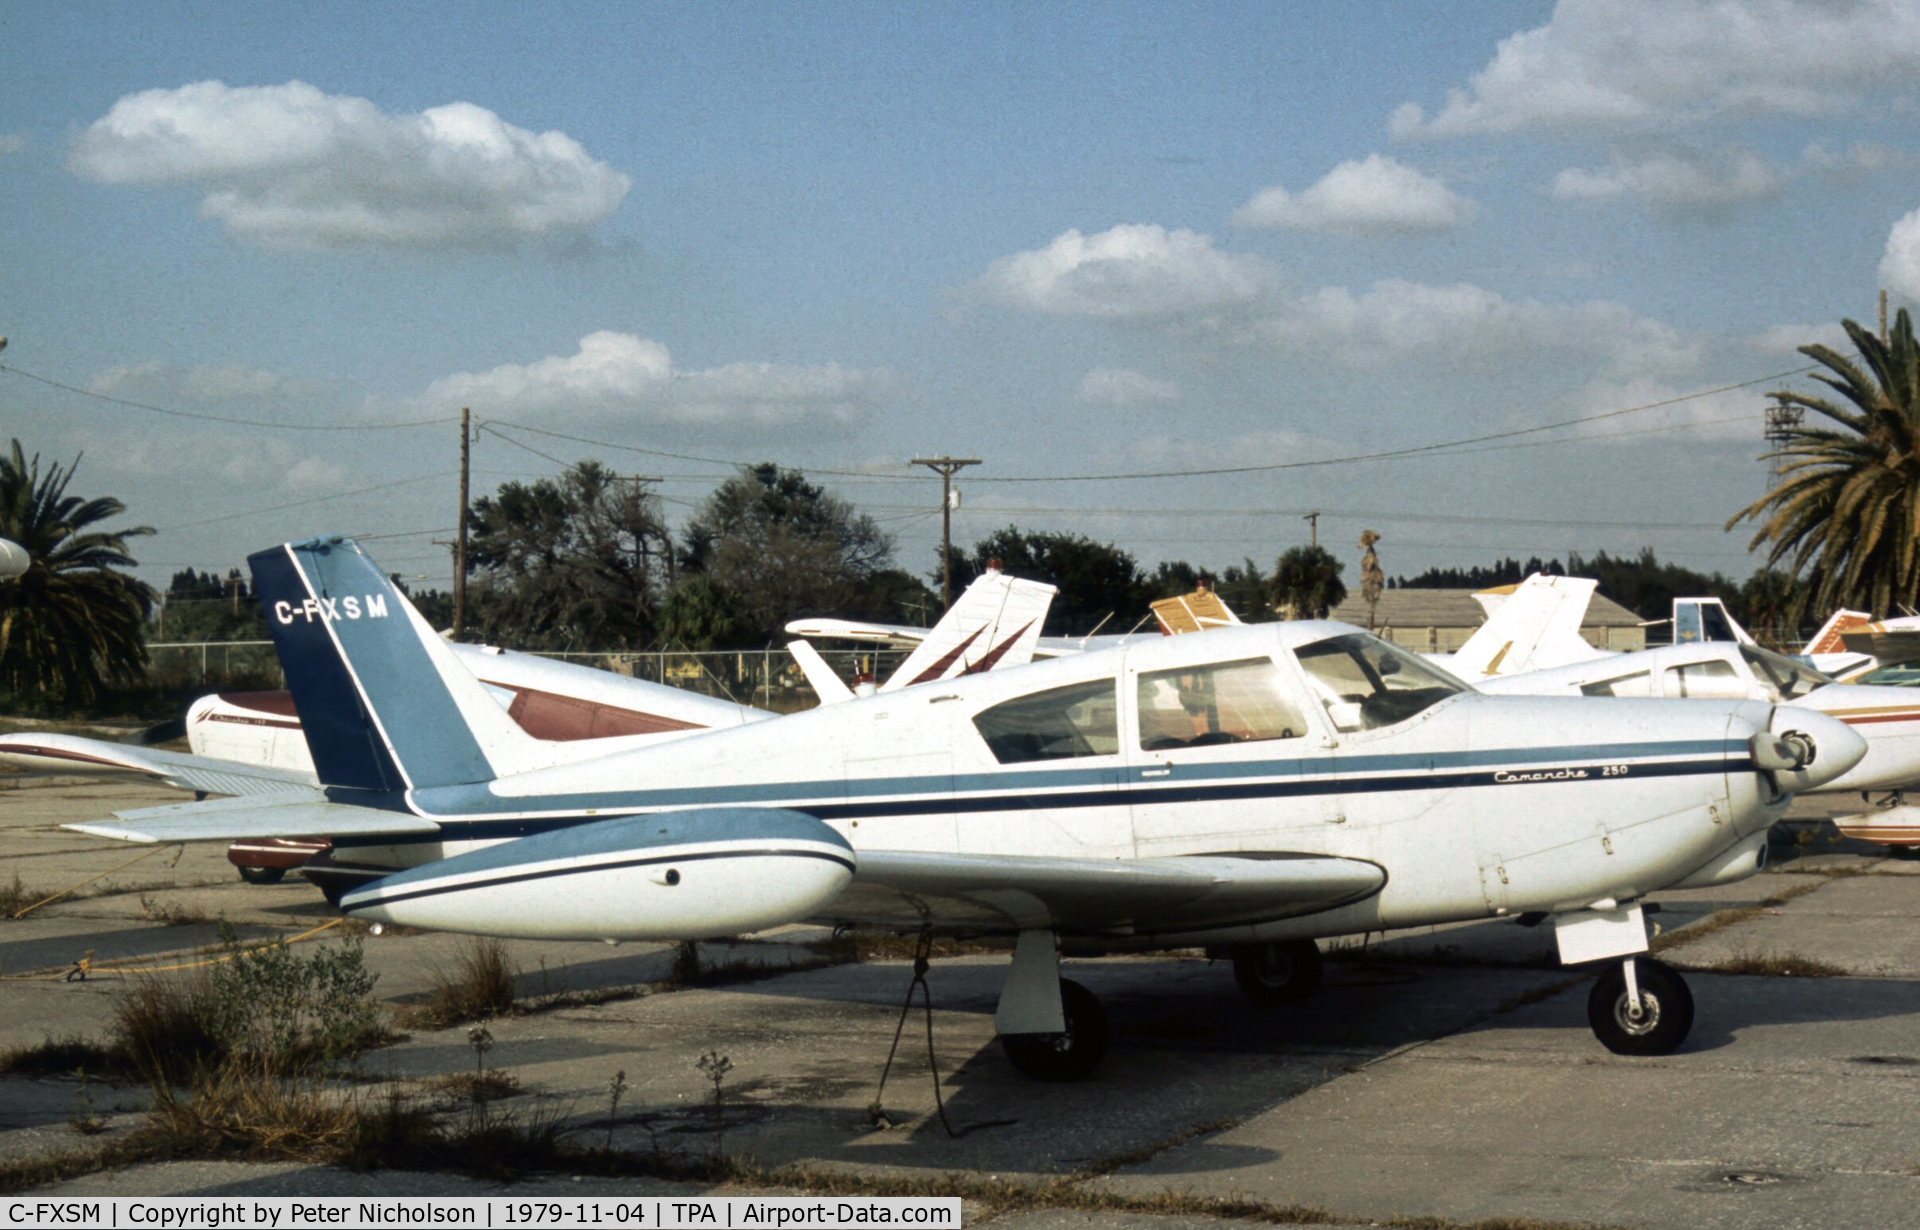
xmin=1563 ymin=548 xmax=1737 ymax=622
xmin=0 ymin=440 xmax=154 ymax=706
xmin=679 ymin=464 xmax=894 ymax=644
xmin=465 ymin=461 xmax=673 ymax=650
xmin=659 ymin=574 xmax=750 ymax=650
xmin=1740 ymin=567 xmax=1806 ymax=648
xmin=1271 ymin=545 xmax=1346 ymax=619
xmin=158 ymin=567 xmax=262 ymax=642
xmin=1729 ymin=309 xmax=1920 ymax=625
xmin=950 ymin=527 xmax=1154 ymax=636
xmin=1215 ymin=559 xmax=1275 ymax=623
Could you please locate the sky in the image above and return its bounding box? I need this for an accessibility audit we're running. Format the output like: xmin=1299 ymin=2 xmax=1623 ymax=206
xmin=6 ymin=0 xmax=1920 ymax=604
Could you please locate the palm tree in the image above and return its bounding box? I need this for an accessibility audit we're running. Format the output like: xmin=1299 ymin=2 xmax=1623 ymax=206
xmin=1728 ymin=310 xmax=1920 ymax=627
xmin=0 ymin=440 xmax=155 ymax=706
xmin=1271 ymin=544 xmax=1347 ymax=620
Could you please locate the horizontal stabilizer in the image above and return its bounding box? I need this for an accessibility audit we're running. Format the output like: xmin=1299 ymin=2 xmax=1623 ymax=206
xmin=786 ymin=640 xmax=856 ymax=703
xmin=0 ymin=733 xmax=318 ymax=797
xmin=829 ymin=850 xmax=1383 ymax=935
xmin=65 ymin=793 xmax=439 ymax=844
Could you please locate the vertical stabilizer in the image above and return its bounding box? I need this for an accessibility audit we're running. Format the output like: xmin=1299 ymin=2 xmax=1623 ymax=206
xmin=883 ymin=568 xmax=1057 ymax=690
xmin=1452 ymin=573 xmax=1607 ymax=677
xmin=249 ymin=537 xmax=541 ymax=791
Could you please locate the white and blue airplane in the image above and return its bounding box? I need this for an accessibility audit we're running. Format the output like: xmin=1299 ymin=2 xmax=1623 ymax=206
xmin=53 ymin=535 xmax=1867 ymax=1078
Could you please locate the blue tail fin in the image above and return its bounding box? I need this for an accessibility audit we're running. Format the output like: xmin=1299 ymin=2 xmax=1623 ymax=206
xmin=249 ymin=536 xmax=536 ymax=791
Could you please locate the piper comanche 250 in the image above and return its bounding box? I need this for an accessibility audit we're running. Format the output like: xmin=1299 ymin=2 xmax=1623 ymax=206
xmin=61 ymin=536 xmax=1866 ymax=1078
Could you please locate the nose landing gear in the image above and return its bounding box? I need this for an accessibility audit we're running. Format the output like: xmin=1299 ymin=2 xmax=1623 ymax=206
xmin=1587 ymin=956 xmax=1694 ymax=1055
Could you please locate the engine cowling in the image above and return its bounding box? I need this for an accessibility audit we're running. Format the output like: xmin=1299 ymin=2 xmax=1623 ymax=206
xmin=338 ymin=808 xmax=854 ymax=941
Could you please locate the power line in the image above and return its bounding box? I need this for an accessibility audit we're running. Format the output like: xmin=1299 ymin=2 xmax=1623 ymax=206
xmin=155 ymin=472 xmax=452 ymax=532
xmin=969 ymin=367 xmax=1817 ymax=483
xmin=0 ymin=363 xmax=457 ymax=431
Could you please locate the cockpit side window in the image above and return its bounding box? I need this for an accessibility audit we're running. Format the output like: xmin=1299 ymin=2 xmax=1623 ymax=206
xmin=973 ymin=679 xmax=1118 ymax=764
xmin=1295 ymin=633 xmax=1466 ymax=733
xmin=1137 ymin=658 xmax=1307 ymax=751
xmin=1664 ymin=659 xmax=1746 ymax=699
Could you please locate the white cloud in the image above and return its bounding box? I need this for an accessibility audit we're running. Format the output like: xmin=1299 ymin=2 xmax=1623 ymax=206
xmin=1076 ymin=367 xmax=1180 ymax=406
xmin=1559 ymin=377 xmax=1759 ymax=445
xmin=414 ymin=331 xmax=895 ymax=433
xmin=1882 ymin=209 xmax=1920 ymax=303
xmin=0 ymin=132 xmax=26 ymax=156
xmin=1242 ymin=280 xmax=1700 ymax=377
xmin=1802 ymin=140 xmax=1919 ymax=179
xmin=1551 ymin=146 xmax=1784 ymax=217
xmin=1392 ymin=0 xmax=1920 ymax=139
xmin=1232 ymin=155 xmax=1478 ymax=235
xmin=1752 ymin=321 xmax=1853 ymax=357
xmin=970 ymin=229 xmax=1699 ymax=378
xmin=69 ymin=80 xmax=630 ymax=249
xmin=967 ymin=224 xmax=1278 ymax=320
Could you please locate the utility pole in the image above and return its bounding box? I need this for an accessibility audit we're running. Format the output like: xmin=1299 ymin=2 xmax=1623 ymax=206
xmin=1303 ymin=510 xmax=1320 ymax=549
xmin=912 ymin=455 xmax=981 ymax=609
xmin=454 ymin=407 xmax=471 ymax=640
xmin=1882 ymin=288 xmax=1890 ymax=345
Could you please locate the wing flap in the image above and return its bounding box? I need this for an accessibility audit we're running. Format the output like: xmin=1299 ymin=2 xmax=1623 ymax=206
xmin=65 ymin=793 xmax=439 ymax=844
xmin=0 ymin=733 xmax=319 ymax=797
xmin=823 ymin=849 xmax=1383 ymax=936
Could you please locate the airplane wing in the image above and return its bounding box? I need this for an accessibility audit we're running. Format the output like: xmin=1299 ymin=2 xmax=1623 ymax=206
xmin=782 ymin=617 xmax=929 ymax=648
xmin=823 ymin=849 xmax=1384 ymax=937
xmin=0 ymin=733 xmax=320 ymax=798
xmin=63 ymin=792 xmax=439 ymax=844
xmin=1840 ymin=624 xmax=1920 ymax=669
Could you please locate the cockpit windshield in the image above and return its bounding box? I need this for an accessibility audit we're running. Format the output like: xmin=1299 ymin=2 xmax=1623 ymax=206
xmin=1739 ymin=643 xmax=1832 ymax=701
xmin=1294 ymin=633 xmax=1468 ymax=732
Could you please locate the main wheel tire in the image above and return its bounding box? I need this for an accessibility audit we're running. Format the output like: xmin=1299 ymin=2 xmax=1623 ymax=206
xmin=1000 ymin=978 xmax=1109 ymax=1081
xmin=236 ymin=865 xmax=287 ymax=885
xmin=1231 ymin=939 xmax=1324 ymax=1005
xmin=1587 ymin=957 xmax=1694 ymax=1055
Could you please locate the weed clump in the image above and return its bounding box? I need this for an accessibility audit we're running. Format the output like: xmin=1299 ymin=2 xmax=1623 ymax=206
xmin=397 ymin=938 xmax=518 ymax=1030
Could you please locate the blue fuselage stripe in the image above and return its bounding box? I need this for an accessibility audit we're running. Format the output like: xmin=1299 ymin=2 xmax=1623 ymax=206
xmin=329 ymin=744 xmax=1743 ymax=850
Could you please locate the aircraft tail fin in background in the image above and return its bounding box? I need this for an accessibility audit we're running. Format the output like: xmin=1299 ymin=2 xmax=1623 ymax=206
xmin=249 ymin=537 xmax=545 ymax=792
xmin=1672 ymin=596 xmax=1755 ymax=647
xmin=1452 ymin=573 xmax=1606 ymax=677
xmin=882 ymin=567 xmax=1057 ymax=691
xmin=1804 ymin=608 xmax=1873 ymax=656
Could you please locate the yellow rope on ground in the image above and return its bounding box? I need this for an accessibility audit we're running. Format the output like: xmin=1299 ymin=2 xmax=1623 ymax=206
xmin=6 ymin=842 xmax=184 ymax=920
xmin=0 ymin=917 xmax=349 ymax=981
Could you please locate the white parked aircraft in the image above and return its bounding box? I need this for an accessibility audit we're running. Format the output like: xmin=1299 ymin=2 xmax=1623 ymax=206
xmin=48 ymin=535 xmax=1866 ymax=1075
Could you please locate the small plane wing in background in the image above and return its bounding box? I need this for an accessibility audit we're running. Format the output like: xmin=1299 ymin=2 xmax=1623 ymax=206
xmin=65 ymin=792 xmax=439 ymax=844
xmin=1443 ymin=573 xmax=1607 ymax=677
xmin=1839 ymin=622 xmax=1920 ymax=671
xmin=1150 ymin=583 xmax=1241 ymax=635
xmin=827 ymin=849 xmax=1386 ymax=936
xmin=0 ymin=733 xmax=319 ymax=797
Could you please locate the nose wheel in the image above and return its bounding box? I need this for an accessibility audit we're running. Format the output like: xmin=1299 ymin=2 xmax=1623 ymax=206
xmin=1587 ymin=957 xmax=1693 ymax=1055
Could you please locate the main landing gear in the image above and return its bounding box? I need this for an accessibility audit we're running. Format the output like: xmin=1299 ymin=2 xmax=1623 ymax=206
xmin=1228 ymin=939 xmax=1324 ymax=1006
xmin=993 ymin=930 xmax=1112 ymax=1081
xmin=1587 ymin=955 xmax=1694 ymax=1055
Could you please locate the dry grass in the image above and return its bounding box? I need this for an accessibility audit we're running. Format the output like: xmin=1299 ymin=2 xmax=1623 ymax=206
xmin=396 ymin=938 xmax=517 ymax=1030
xmin=1679 ymin=949 xmax=1848 ymax=978
xmin=0 ymin=1035 xmax=126 ymax=1080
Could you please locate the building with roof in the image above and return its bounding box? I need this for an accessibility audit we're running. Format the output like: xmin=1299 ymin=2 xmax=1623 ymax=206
xmin=1327 ymin=587 xmax=1646 ymax=655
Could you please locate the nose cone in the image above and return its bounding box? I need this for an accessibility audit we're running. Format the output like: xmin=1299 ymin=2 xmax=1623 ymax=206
xmin=1755 ymin=706 xmax=1868 ymax=794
